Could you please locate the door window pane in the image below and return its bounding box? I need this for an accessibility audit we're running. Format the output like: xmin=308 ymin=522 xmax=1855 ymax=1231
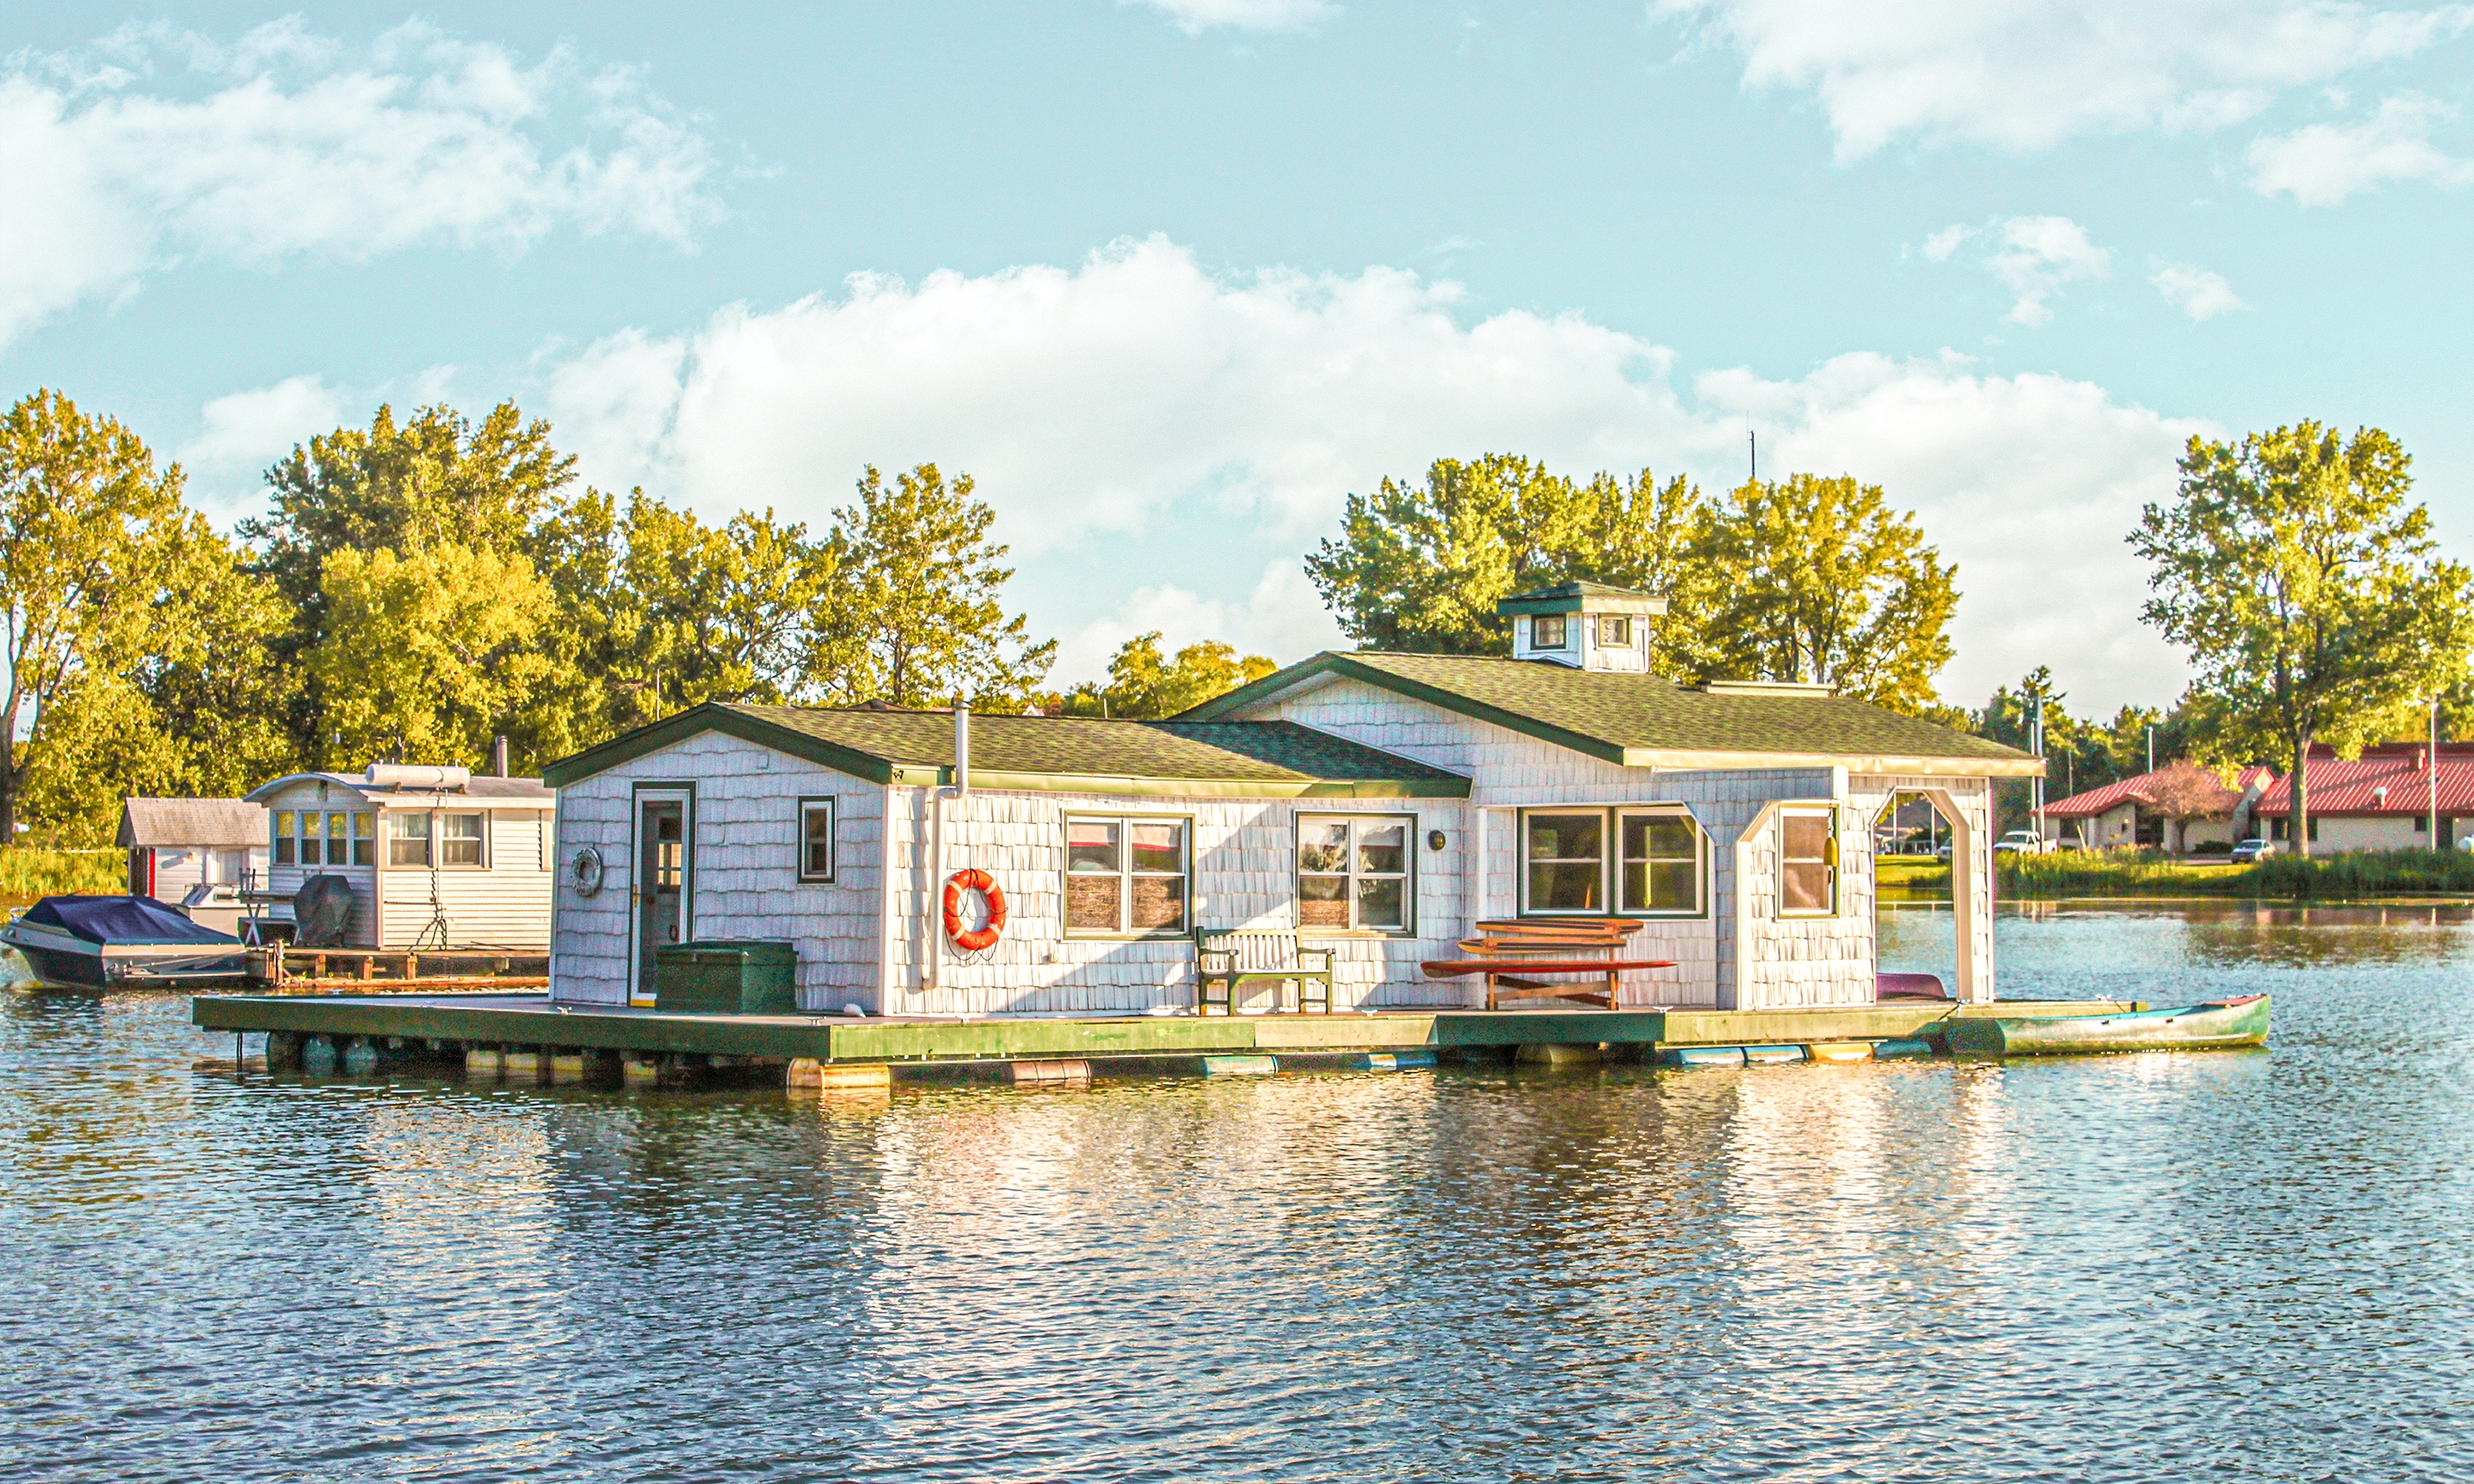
xmin=1526 ymin=812 xmax=1604 ymax=912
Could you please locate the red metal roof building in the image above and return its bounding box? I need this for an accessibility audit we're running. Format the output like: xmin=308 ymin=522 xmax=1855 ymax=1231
xmin=2043 ymin=744 xmax=2474 ymax=852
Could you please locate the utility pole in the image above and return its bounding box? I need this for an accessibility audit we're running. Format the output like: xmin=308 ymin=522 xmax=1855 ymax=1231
xmin=2432 ymin=697 xmax=2442 ymax=852
xmin=2146 ymin=724 xmax=2155 ymax=775
xmin=2028 ymin=687 xmax=2045 ymax=842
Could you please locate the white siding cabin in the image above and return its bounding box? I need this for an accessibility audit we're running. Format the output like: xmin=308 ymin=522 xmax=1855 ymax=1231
xmin=120 ymin=798 xmax=269 ymax=902
xmin=244 ymin=765 xmax=556 ymax=950
xmin=544 ymin=582 xmax=2039 ymax=1015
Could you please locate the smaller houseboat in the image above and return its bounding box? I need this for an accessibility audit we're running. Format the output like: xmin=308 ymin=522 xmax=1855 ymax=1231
xmin=3 ymin=896 xmax=249 ymax=988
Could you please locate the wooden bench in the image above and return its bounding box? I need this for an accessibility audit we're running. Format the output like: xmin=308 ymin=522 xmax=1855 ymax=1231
xmin=1194 ymin=927 xmax=1335 ymax=1015
xmin=1421 ymin=917 xmax=1675 ymax=1011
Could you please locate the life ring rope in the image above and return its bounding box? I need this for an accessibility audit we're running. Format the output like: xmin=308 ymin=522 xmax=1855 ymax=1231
xmin=942 ymin=868 xmax=1007 ymax=952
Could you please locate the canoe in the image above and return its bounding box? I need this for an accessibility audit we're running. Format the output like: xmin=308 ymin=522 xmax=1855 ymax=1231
xmin=1944 ymin=994 xmax=2269 ymax=1056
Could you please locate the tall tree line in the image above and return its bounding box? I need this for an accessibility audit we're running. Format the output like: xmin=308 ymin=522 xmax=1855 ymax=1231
xmin=0 ymin=391 xmax=1057 ymax=842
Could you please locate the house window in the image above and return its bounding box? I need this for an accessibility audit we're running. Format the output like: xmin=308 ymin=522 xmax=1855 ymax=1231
xmin=274 ymin=812 xmax=297 ymax=865
xmin=1780 ymin=808 xmax=1837 ymax=915
xmin=1525 ymin=811 xmax=1605 ymax=912
xmin=1297 ymin=815 xmax=1414 ymax=932
xmin=390 ymin=812 xmax=431 ymax=866
xmin=441 ymin=813 xmax=486 ymax=867
xmin=1532 ymin=613 xmax=1569 ymax=650
xmin=1598 ymin=614 xmax=1632 ymax=647
xmin=1620 ymin=809 xmax=1703 ymax=914
xmin=1065 ymin=816 xmax=1188 ymax=935
xmin=798 ymin=797 xmax=836 ymax=883
xmin=351 ymin=814 xmax=374 ymax=865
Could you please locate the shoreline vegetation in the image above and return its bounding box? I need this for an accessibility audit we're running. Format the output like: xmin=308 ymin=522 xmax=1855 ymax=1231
xmin=1882 ymin=851 xmax=2474 ymax=902
xmin=0 ymin=847 xmax=125 ymax=905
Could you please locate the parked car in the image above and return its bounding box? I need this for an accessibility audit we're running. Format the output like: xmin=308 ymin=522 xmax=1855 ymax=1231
xmin=2230 ymin=837 xmax=2276 ymax=863
xmin=1993 ymin=830 xmax=2057 ymax=855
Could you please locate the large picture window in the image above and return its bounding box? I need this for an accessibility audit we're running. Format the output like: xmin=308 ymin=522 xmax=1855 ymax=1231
xmin=1297 ymin=815 xmax=1413 ymax=932
xmin=275 ymin=810 xmax=372 ymax=867
xmin=1523 ymin=807 xmax=1706 ymax=916
xmin=798 ymin=797 xmax=836 ymax=883
xmin=1065 ymin=816 xmax=1189 ymax=935
xmin=1779 ymin=808 xmax=1837 ymax=914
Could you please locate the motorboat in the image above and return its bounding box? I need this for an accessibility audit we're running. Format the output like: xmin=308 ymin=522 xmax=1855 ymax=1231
xmin=0 ymin=895 xmax=250 ymax=988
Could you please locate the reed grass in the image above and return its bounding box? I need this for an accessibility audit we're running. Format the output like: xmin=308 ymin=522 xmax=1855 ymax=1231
xmin=1996 ymin=851 xmax=2252 ymax=897
xmin=0 ymin=846 xmax=125 ymax=903
xmin=2250 ymin=848 xmax=2474 ymax=900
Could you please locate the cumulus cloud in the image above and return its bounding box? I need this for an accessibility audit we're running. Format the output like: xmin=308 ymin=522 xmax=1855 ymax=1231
xmin=1925 ymin=216 xmax=2111 ymax=327
xmin=180 ymin=374 xmax=349 ymax=473
xmin=1127 ymin=0 xmax=1336 ymax=34
xmin=1654 ymin=0 xmax=2471 ymax=157
xmin=0 ymin=19 xmax=716 ymax=346
xmin=540 ymin=237 xmax=2197 ymax=707
xmin=2150 ymin=262 xmax=2249 ymax=319
xmin=2248 ymin=92 xmax=2474 ymax=203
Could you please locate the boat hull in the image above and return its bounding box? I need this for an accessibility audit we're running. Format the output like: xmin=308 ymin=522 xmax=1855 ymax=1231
xmin=1 ymin=925 xmax=249 ymax=989
xmin=1947 ymin=995 xmax=2270 ymax=1056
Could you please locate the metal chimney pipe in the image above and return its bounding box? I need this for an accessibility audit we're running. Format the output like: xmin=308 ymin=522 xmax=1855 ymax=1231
xmin=492 ymin=734 xmax=509 ymax=779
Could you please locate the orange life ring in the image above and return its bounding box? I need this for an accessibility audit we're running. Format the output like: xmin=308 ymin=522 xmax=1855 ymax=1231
xmin=942 ymin=868 xmax=1007 ymax=951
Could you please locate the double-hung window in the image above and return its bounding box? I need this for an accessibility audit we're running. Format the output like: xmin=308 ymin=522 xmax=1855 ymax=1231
xmin=1522 ymin=807 xmax=1706 ymax=916
xmin=798 ymin=798 xmax=836 ymax=883
xmin=440 ymin=813 xmax=486 ymax=867
xmin=390 ymin=813 xmax=431 ymax=867
xmin=1065 ymin=816 xmax=1189 ymax=935
xmin=1297 ymin=815 xmax=1413 ymax=932
xmin=1778 ymin=808 xmax=1837 ymax=915
xmin=274 ymin=812 xmax=297 ymax=865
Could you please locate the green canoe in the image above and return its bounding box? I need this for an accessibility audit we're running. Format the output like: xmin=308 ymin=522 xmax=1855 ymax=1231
xmin=1945 ymin=994 xmax=2270 ymax=1057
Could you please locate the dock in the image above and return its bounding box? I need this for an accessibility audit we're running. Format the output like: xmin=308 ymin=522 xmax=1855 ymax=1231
xmin=192 ymin=993 xmax=2151 ymax=1087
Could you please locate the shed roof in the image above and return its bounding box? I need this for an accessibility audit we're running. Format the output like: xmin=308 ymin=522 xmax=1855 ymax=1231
xmin=118 ymin=797 xmax=268 ymax=849
xmin=542 ymin=703 xmax=1471 ymax=797
xmin=244 ymin=772 xmax=555 ymax=805
xmin=1181 ymin=650 xmax=2043 ymax=776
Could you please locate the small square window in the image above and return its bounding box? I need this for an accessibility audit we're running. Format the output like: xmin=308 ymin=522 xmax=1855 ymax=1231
xmin=1598 ymin=614 xmax=1632 ymax=647
xmin=798 ymin=798 xmax=836 ymax=883
xmin=1531 ymin=613 xmax=1569 ymax=650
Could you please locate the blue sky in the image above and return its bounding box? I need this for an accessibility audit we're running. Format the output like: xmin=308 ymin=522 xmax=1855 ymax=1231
xmin=8 ymin=2 xmax=2471 ymax=713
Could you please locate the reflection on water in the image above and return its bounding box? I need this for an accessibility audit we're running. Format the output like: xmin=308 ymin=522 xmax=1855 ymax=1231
xmin=6 ymin=908 xmax=2474 ymax=1481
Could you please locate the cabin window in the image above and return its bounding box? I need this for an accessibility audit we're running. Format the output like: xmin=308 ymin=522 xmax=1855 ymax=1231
xmin=326 ymin=812 xmax=349 ymax=868
xmin=274 ymin=812 xmax=297 ymax=865
xmin=351 ymin=814 xmax=374 ymax=865
xmin=390 ymin=812 xmax=431 ymax=866
xmin=1524 ymin=811 xmax=1605 ymax=912
xmin=1779 ymin=808 xmax=1838 ymax=915
xmin=1619 ymin=809 xmax=1703 ymax=915
xmin=441 ymin=813 xmax=487 ymax=867
xmin=1531 ymin=613 xmax=1569 ymax=650
xmin=1064 ymin=816 xmax=1188 ymax=936
xmin=1297 ymin=815 xmax=1414 ymax=933
xmin=798 ymin=797 xmax=836 ymax=883
xmin=1598 ymin=615 xmax=1632 ymax=647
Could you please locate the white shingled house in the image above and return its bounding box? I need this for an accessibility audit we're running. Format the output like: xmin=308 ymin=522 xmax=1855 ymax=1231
xmin=541 ymin=582 xmax=2039 ymax=1016
xmin=242 ymin=763 xmax=558 ymax=949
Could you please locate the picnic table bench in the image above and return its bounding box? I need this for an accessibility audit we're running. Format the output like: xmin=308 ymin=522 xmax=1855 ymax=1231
xmin=1420 ymin=917 xmax=1675 ymax=1011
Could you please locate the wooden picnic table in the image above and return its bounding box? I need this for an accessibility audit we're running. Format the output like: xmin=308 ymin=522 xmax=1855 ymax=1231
xmin=1421 ymin=917 xmax=1675 ymax=1011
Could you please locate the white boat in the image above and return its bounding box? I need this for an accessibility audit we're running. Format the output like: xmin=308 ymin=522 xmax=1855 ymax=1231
xmin=0 ymin=896 xmax=250 ymax=988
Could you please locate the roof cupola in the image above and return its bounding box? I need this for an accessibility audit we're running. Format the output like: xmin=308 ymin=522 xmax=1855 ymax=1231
xmin=1496 ymin=582 xmax=1668 ymax=672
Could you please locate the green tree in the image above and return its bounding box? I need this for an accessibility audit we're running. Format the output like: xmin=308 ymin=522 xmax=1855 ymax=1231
xmin=1305 ymin=456 xmax=1703 ymax=662
xmin=1051 ymin=632 xmax=1278 ymax=718
xmin=307 ymin=544 xmax=554 ymax=769
xmin=1683 ymin=475 xmax=1959 ymax=714
xmin=0 ymin=390 xmax=216 ymax=841
xmin=2132 ymin=422 xmax=2474 ymax=856
xmin=813 ymin=464 xmax=1054 ymax=708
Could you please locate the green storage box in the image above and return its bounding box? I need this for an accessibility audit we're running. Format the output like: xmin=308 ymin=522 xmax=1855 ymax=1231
xmin=654 ymin=940 xmax=798 ymax=1015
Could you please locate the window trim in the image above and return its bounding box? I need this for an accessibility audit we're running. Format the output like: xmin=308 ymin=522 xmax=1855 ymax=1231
xmin=1062 ymin=811 xmax=1194 ymax=939
xmin=797 ymin=796 xmax=837 ymax=884
xmin=1777 ymin=805 xmax=1840 ymax=918
xmin=1518 ymin=805 xmax=1710 ymax=920
xmin=388 ymin=810 xmax=432 ymax=868
xmin=1295 ymin=812 xmax=1417 ymax=936
xmin=1531 ymin=613 xmax=1570 ymax=650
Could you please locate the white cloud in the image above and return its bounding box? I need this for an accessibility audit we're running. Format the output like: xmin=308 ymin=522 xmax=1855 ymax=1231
xmin=181 ymin=374 xmax=349 ymax=473
xmin=2150 ymin=262 xmax=2249 ymax=319
xmin=1925 ymin=216 xmax=2111 ymax=327
xmin=2248 ymin=92 xmax=2474 ymax=204
xmin=1655 ymin=0 xmax=2472 ymax=157
xmin=0 ymin=20 xmax=715 ymax=347
xmin=1127 ymin=0 xmax=1336 ymax=34
xmin=541 ymin=237 xmax=2199 ymax=708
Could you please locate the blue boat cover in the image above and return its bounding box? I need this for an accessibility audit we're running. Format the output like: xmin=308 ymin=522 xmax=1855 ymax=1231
xmin=22 ymin=895 xmax=240 ymax=946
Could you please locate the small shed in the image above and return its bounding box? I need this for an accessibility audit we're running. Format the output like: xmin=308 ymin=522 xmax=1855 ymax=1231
xmin=119 ymin=798 xmax=270 ymax=902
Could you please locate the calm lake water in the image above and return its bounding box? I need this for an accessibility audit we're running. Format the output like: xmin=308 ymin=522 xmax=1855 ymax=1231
xmin=6 ymin=904 xmax=2474 ymax=1482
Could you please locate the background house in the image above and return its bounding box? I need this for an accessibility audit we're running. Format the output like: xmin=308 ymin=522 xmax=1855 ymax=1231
xmin=120 ymin=798 xmax=269 ymax=902
xmin=2253 ymin=743 xmax=2474 ymax=851
xmin=2042 ymin=765 xmax=2269 ymax=852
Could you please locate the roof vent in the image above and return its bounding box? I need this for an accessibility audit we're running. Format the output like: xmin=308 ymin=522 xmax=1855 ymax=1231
xmin=1698 ymin=680 xmax=1838 ymax=698
xmin=366 ymin=763 xmax=472 ymax=791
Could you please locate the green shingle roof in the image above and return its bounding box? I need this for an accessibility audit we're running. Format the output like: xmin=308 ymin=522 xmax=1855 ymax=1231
xmin=1181 ymin=651 xmax=2043 ymax=776
xmin=542 ymin=703 xmax=1470 ymax=797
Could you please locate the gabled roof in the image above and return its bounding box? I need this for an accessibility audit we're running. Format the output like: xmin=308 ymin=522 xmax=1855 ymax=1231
xmin=541 ymin=703 xmax=1471 ymax=797
xmin=2253 ymin=744 xmax=2474 ymax=816
xmin=1180 ymin=650 xmax=2043 ymax=777
xmin=2044 ymin=766 xmax=2269 ymax=821
xmin=118 ymin=798 xmax=268 ymax=849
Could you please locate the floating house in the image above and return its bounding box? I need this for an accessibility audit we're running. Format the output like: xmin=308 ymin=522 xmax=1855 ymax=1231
xmin=541 ymin=583 xmax=2040 ymax=1015
xmin=242 ymin=762 xmax=558 ymax=949
xmin=120 ymin=798 xmax=270 ymax=904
